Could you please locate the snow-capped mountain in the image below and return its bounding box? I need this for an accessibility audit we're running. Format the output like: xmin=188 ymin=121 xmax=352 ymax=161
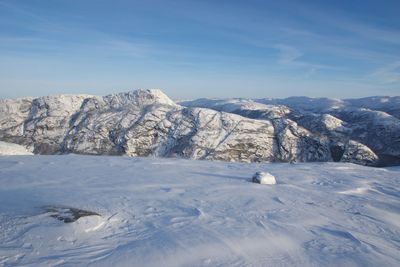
xmin=180 ymin=95 xmax=400 ymax=166
xmin=1 ymin=89 xmax=399 ymax=166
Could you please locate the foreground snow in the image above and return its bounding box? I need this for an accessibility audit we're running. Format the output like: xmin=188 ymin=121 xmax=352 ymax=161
xmin=0 ymin=156 xmax=399 ymax=266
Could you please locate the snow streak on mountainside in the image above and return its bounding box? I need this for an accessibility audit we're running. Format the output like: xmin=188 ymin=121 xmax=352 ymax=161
xmin=1 ymin=90 xmax=399 ymax=166
xmin=0 ymin=156 xmax=399 ymax=266
xmin=0 ymin=141 xmax=33 ymax=155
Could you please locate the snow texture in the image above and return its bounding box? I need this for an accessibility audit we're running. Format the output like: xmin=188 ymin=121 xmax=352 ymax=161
xmin=0 ymin=141 xmax=33 ymax=155
xmin=0 ymin=155 xmax=399 ymax=266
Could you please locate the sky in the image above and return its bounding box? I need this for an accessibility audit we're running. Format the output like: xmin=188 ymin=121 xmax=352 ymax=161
xmin=0 ymin=0 xmax=399 ymax=99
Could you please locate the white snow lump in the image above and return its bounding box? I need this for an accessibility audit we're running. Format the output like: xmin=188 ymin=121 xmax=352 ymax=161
xmin=252 ymin=171 xmax=276 ymax=185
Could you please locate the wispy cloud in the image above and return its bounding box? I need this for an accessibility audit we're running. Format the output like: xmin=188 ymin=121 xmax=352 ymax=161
xmin=335 ymin=19 xmax=400 ymax=45
xmin=0 ymin=0 xmax=44 ymax=21
xmin=289 ymin=1 xmax=400 ymax=45
xmin=274 ymin=44 xmax=302 ymax=63
xmin=274 ymin=44 xmax=335 ymax=73
xmin=93 ymin=39 xmax=156 ymax=58
xmin=0 ymin=0 xmax=399 ymax=98
xmin=372 ymin=61 xmax=400 ymax=84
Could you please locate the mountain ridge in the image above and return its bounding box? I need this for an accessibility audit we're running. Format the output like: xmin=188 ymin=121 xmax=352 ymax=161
xmin=1 ymin=89 xmax=399 ymax=166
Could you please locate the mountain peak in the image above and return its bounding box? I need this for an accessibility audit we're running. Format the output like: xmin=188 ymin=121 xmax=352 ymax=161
xmin=104 ymin=89 xmax=177 ymax=109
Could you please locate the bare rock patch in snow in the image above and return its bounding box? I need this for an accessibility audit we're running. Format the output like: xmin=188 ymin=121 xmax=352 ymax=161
xmin=43 ymin=206 xmax=101 ymax=223
xmin=252 ymin=171 xmax=277 ymax=185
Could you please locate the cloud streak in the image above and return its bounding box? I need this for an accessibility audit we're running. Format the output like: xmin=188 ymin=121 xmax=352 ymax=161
xmin=372 ymin=61 xmax=400 ymax=84
xmin=273 ymin=44 xmax=336 ymax=74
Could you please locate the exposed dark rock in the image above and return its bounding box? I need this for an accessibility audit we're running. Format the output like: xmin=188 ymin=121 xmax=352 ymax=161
xmin=44 ymin=206 xmax=100 ymax=223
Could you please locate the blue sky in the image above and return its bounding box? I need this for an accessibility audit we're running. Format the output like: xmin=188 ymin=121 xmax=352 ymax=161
xmin=0 ymin=0 xmax=399 ymax=99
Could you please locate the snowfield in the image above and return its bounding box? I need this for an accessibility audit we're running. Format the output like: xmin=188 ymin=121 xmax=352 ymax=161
xmin=0 ymin=155 xmax=399 ymax=266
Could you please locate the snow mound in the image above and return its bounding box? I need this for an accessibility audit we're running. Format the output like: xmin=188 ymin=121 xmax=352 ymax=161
xmin=0 ymin=141 xmax=33 ymax=155
xmin=252 ymin=171 xmax=277 ymax=185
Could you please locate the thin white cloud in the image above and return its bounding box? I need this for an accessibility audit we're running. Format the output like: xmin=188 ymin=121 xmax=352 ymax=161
xmin=0 ymin=1 xmax=45 ymax=21
xmin=275 ymin=44 xmax=303 ymax=63
xmin=97 ymin=39 xmax=154 ymax=58
xmin=287 ymin=1 xmax=400 ymax=45
xmin=337 ymin=19 xmax=400 ymax=45
xmin=372 ymin=61 xmax=400 ymax=84
xmin=274 ymin=44 xmax=335 ymax=72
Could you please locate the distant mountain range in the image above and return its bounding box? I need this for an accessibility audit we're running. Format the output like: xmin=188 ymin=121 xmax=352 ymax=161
xmin=1 ymin=89 xmax=399 ymax=166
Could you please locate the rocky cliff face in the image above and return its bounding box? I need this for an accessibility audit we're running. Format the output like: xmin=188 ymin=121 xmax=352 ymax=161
xmin=1 ymin=90 xmax=398 ymax=166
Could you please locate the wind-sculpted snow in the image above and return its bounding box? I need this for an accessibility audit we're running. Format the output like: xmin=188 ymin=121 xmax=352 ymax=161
xmin=0 ymin=155 xmax=399 ymax=266
xmin=0 ymin=89 xmax=399 ymax=166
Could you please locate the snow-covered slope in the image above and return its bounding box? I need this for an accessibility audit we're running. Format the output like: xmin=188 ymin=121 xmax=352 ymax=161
xmin=180 ymin=96 xmax=400 ymax=166
xmin=345 ymin=96 xmax=400 ymax=119
xmin=255 ymin=96 xmax=346 ymax=112
xmin=254 ymin=96 xmax=400 ymax=116
xmin=0 ymin=155 xmax=399 ymax=266
xmin=0 ymin=141 xmax=32 ymax=155
xmin=1 ymin=90 xmax=399 ymax=166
